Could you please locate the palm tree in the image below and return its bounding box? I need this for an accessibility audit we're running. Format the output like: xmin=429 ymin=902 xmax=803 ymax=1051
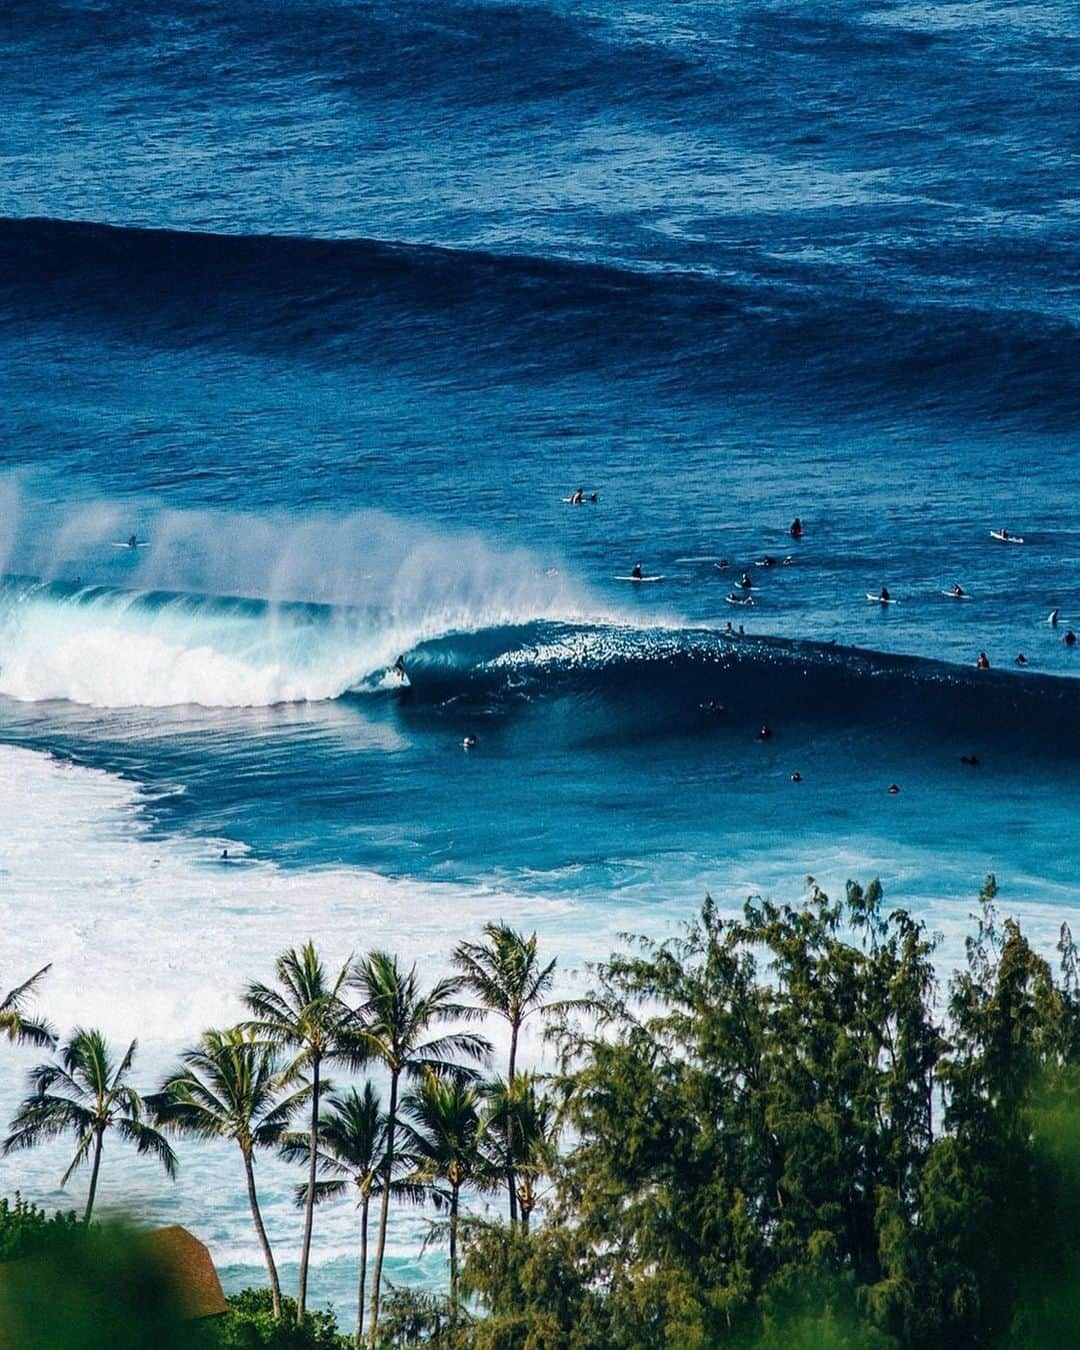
xmin=2 ymin=1028 xmax=176 ymax=1220
xmin=1 ymin=964 xmax=56 ymax=1048
xmin=482 ymin=1073 xmax=559 ymax=1233
xmin=244 ymin=942 xmax=354 ymax=1321
xmin=149 ymin=1027 xmax=307 ymax=1320
xmin=349 ymin=951 xmax=491 ymax=1342
xmin=280 ymin=1084 xmax=423 ymax=1349
xmin=452 ymin=924 xmax=556 ymax=1222
xmin=401 ymin=1069 xmax=497 ymax=1323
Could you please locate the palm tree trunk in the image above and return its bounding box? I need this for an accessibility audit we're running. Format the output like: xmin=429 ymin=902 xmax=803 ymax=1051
xmin=449 ymin=1183 xmax=460 ymax=1325
xmin=242 ymin=1144 xmax=282 ymax=1320
xmin=507 ymin=1023 xmax=519 ymax=1226
xmin=297 ymin=1051 xmax=321 ymax=1321
xmin=368 ymin=1070 xmax=398 ymax=1343
xmin=356 ymin=1193 xmax=369 ymax=1350
xmin=84 ymin=1129 xmax=104 ymax=1222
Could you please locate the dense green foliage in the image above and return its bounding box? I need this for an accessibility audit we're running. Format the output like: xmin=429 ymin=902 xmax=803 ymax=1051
xmin=6 ymin=880 xmax=1080 ymax=1347
xmin=0 ymin=1193 xmax=82 ymax=1262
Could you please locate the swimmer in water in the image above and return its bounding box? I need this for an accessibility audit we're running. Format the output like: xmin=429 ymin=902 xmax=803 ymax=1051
xmin=220 ymin=848 xmax=229 ymax=860
xmin=888 ymin=784 xmax=901 ymax=795
xmin=976 ymin=651 xmax=990 ymax=669
xmin=462 ymin=735 xmax=477 ymax=749
xmin=790 ymin=772 xmax=802 ymax=783
xmin=1065 ymin=630 xmax=1077 ymax=647
xmin=960 ymin=755 xmax=980 ymax=767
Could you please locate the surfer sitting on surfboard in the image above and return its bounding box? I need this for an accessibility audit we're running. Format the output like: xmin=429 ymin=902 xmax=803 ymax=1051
xmin=789 ymin=517 xmax=803 ymax=539
xmin=127 ymin=534 xmax=138 ymax=549
xmin=879 ymin=586 xmax=891 ymax=602
xmin=631 ymin=562 xmax=643 ymax=580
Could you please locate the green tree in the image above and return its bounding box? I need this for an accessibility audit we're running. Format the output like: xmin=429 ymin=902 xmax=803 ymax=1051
xmin=245 ymin=943 xmax=355 ymax=1321
xmin=280 ymin=1084 xmax=424 ymax=1349
xmin=481 ymin=1073 xmax=559 ymax=1233
xmin=1 ymin=964 xmax=56 ymax=1048
xmin=349 ymin=951 xmax=491 ymax=1342
xmin=2 ymin=1028 xmax=176 ymax=1221
xmin=402 ymin=1069 xmax=498 ymax=1323
xmin=150 ymin=1027 xmax=308 ymax=1320
xmin=453 ymin=925 xmax=556 ymax=1225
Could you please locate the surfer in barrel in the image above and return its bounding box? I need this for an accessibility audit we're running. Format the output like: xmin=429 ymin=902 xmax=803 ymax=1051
xmin=392 ymin=655 xmax=407 ymax=681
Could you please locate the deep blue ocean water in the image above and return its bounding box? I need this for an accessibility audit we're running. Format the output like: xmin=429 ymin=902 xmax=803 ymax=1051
xmin=1 ymin=0 xmax=1078 ymax=1315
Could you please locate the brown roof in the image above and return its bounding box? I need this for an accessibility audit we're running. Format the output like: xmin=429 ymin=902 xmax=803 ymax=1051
xmin=138 ymin=1225 xmax=228 ymax=1320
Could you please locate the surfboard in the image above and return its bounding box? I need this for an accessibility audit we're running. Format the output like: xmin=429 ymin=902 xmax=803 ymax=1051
xmin=989 ymin=530 xmax=1024 ymax=544
xmin=111 ymin=541 xmax=150 ymax=549
xmin=941 ymin=590 xmax=972 ymax=599
xmin=726 ymin=593 xmax=754 ymax=606
xmin=866 ymin=593 xmax=899 ymax=604
xmin=615 ymin=575 xmax=663 ymax=582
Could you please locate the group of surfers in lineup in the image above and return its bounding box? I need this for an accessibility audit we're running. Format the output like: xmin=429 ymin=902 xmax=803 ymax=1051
xmin=615 ymin=511 xmax=1075 ymax=664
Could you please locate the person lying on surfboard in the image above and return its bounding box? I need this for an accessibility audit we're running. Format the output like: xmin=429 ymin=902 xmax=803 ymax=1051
xmin=952 ymin=583 xmax=966 ymax=597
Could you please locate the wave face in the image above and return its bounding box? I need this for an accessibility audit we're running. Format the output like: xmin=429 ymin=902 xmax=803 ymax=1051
xmin=3 ymin=576 xmax=1077 ymax=759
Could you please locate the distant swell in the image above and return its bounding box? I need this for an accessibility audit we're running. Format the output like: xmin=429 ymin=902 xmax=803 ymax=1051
xmin=2 ymin=217 xmax=1078 ymax=425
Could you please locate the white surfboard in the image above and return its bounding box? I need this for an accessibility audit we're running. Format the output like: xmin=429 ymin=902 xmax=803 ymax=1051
xmin=866 ymin=593 xmax=899 ymax=604
xmin=726 ymin=593 xmax=754 ymax=606
xmin=615 ymin=575 xmax=663 ymax=583
xmin=942 ymin=590 xmax=972 ymax=599
xmin=989 ymin=530 xmax=1024 ymax=544
xmin=111 ymin=540 xmax=150 ymax=549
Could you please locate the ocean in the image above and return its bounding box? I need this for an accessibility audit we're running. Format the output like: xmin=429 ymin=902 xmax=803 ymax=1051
xmin=1 ymin=0 xmax=1078 ymax=1316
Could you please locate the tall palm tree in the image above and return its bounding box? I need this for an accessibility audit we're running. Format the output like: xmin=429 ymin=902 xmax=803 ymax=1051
xmin=149 ymin=1027 xmax=307 ymax=1320
xmin=1 ymin=964 xmax=56 ymax=1048
xmin=244 ymin=942 xmax=354 ymax=1321
xmin=452 ymin=924 xmax=556 ymax=1222
xmin=482 ymin=1073 xmax=559 ymax=1233
xmin=349 ymin=951 xmax=491 ymax=1342
xmin=401 ymin=1069 xmax=497 ymax=1323
xmin=280 ymin=1084 xmax=424 ymax=1349
xmin=2 ymin=1028 xmax=176 ymax=1221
